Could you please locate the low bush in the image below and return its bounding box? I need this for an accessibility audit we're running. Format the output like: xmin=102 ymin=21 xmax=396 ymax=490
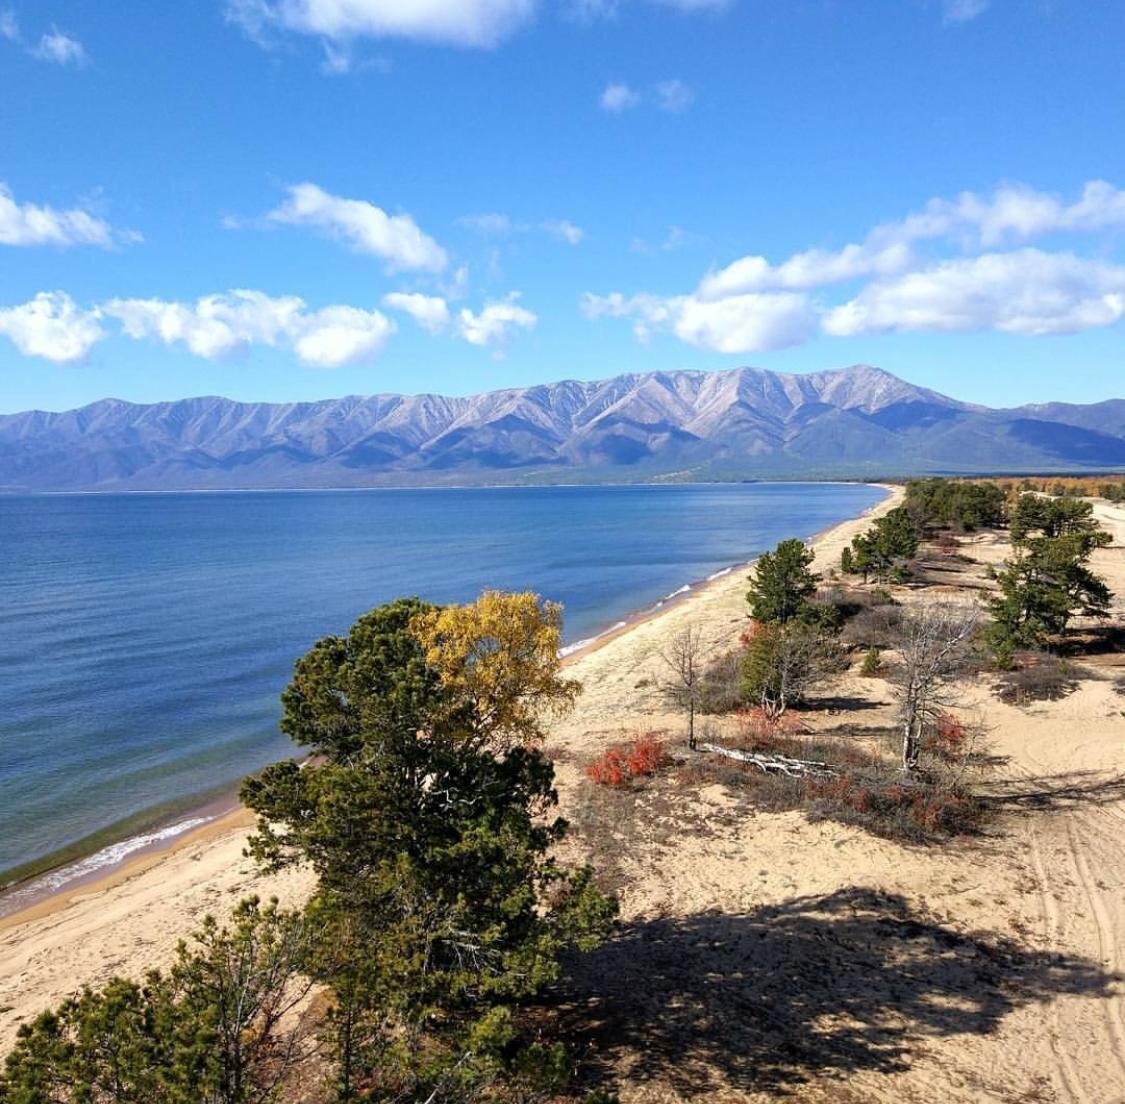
xmin=699 ymin=647 xmax=745 ymax=714
xmin=859 ymin=647 xmax=882 ymax=677
xmin=991 ymin=651 xmax=1080 ymax=705
xmin=586 ymin=734 xmax=672 ymax=786
xmin=839 ymin=603 xmax=904 ymax=649
xmin=808 ymin=773 xmax=986 ymax=842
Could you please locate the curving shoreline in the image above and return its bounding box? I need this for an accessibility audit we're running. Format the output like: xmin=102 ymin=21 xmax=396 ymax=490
xmin=0 ymin=485 xmax=893 ymax=926
xmin=0 ymin=486 xmax=900 ymax=1052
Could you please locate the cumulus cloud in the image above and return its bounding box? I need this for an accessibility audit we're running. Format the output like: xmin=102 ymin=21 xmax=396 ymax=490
xmin=823 ymin=250 xmax=1125 ymax=338
xmin=291 ymin=304 xmax=395 ymax=366
xmin=0 ymin=292 xmax=105 ymax=362
xmin=589 ymin=179 xmax=1125 ymax=354
xmin=458 ymin=295 xmax=537 ymax=349
xmin=103 ymin=290 xmax=395 ymax=366
xmin=654 ymin=78 xmax=694 ymax=113
xmin=264 ymin=183 xmax=447 ymax=272
xmin=582 ymin=289 xmax=816 ymax=353
xmin=600 ymin=82 xmax=640 ymax=113
xmin=0 ymin=183 xmax=138 ymax=248
xmin=698 ymin=180 xmax=1125 ymax=301
xmin=2 ymin=284 xmax=539 ymax=364
xmin=699 ymin=241 xmax=913 ymax=298
xmin=382 ymin=290 xmax=451 ymax=333
xmin=227 ymin=0 xmax=535 ymax=49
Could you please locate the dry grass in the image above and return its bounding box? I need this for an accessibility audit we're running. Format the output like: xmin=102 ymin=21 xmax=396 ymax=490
xmin=991 ymin=652 xmax=1081 ymax=705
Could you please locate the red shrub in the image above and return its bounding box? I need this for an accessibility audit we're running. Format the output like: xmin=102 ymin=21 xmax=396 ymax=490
xmin=736 ymin=707 xmax=808 ymax=747
xmin=586 ymin=735 xmax=671 ymax=786
xmin=934 ymin=712 xmax=967 ymax=755
xmin=625 ymin=733 xmax=671 ymax=776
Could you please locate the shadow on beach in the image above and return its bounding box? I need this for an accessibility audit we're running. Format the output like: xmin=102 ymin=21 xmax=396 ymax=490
xmin=557 ymin=886 xmax=1117 ymax=1097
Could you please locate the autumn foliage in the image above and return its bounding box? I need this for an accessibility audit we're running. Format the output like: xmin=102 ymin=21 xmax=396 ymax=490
xmin=586 ymin=734 xmax=671 ymax=786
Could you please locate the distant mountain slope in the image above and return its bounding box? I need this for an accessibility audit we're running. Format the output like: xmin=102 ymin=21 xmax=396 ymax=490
xmin=1 ymin=365 xmax=1122 ymax=491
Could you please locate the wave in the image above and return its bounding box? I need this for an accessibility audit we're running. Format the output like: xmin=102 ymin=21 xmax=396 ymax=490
xmin=558 ymin=620 xmax=629 ymax=658
xmin=0 ymin=815 xmax=215 ymax=918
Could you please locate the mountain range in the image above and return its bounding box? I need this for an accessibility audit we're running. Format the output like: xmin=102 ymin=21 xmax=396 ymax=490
xmin=2 ymin=365 xmax=1123 ymax=492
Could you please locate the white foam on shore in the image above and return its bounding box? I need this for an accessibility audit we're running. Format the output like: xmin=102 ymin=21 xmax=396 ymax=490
xmin=559 ymin=620 xmax=628 ymax=658
xmin=0 ymin=815 xmax=215 ymax=918
xmin=707 ymin=566 xmax=733 ymax=580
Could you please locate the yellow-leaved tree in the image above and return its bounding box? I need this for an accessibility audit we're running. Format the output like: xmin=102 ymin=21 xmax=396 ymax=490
xmin=411 ymin=589 xmax=580 ymax=749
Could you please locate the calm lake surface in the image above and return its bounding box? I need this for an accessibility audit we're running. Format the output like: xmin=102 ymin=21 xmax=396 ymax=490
xmin=0 ymin=482 xmax=885 ymax=882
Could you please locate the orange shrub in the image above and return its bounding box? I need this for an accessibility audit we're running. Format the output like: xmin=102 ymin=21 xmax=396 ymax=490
xmin=934 ymin=711 xmax=967 ymax=755
xmin=736 ymin=707 xmax=808 ymax=746
xmin=625 ymin=733 xmax=672 ymax=776
xmin=586 ymin=734 xmax=671 ymax=786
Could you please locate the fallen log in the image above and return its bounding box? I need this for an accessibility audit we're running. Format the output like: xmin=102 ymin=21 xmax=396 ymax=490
xmin=696 ymin=742 xmax=837 ymax=780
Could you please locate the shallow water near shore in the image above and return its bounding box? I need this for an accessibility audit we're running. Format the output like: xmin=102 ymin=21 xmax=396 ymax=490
xmin=0 ymin=482 xmax=885 ymax=888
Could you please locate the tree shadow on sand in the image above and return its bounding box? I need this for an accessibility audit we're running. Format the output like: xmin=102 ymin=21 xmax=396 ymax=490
xmin=556 ymin=886 xmax=1118 ymax=1097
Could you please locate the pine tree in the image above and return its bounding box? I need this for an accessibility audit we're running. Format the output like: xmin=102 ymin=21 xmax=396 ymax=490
xmin=746 ymin=538 xmax=819 ymax=623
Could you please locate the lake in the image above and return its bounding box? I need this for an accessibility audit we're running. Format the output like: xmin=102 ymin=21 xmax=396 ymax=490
xmin=0 ymin=482 xmax=885 ymax=886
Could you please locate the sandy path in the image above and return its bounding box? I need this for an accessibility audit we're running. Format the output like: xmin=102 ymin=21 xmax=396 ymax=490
xmin=3 ymin=488 xmax=1125 ymax=1104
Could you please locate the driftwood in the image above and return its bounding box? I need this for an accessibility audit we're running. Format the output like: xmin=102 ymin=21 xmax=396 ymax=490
xmin=697 ymin=742 xmax=837 ymax=780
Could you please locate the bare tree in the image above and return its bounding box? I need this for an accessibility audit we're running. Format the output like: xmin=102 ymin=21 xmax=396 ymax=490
xmin=660 ymin=624 xmax=707 ymax=749
xmin=892 ymin=601 xmax=980 ymax=774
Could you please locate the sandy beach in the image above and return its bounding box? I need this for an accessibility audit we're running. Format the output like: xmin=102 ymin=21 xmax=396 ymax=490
xmin=4 ymin=487 xmax=1125 ymax=1104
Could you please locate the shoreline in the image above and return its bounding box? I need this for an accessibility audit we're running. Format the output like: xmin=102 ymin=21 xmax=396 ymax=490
xmin=0 ymin=483 xmax=894 ymax=929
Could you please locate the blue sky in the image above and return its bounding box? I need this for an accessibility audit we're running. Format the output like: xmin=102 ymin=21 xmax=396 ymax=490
xmin=2 ymin=0 xmax=1124 ymax=413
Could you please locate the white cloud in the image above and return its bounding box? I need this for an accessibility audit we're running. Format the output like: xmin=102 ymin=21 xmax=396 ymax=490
xmin=103 ymin=289 xmax=395 ymax=366
xmin=31 ymin=27 xmax=87 ymax=65
xmin=582 ymin=289 xmax=816 ymax=353
xmin=823 ymin=250 xmax=1125 ymax=338
xmin=458 ymin=212 xmax=515 ymax=235
xmin=590 ymin=180 xmax=1125 ymax=354
xmin=105 ymin=291 xmax=304 ymax=359
xmin=292 ymin=305 xmax=395 ymax=366
xmin=227 ymin=0 xmax=536 ymax=49
xmin=458 ymin=295 xmax=537 ymax=349
xmin=0 ymin=9 xmax=18 ymax=40
xmin=458 ymin=212 xmax=584 ymax=245
xmin=0 ymin=183 xmax=137 ymax=248
xmin=0 ymin=292 xmax=105 ymax=362
xmin=630 ymin=225 xmax=697 ymax=255
xmin=654 ymin=78 xmax=694 ymax=113
xmin=943 ymin=0 xmax=988 ymax=25
xmin=264 ymin=183 xmax=447 ymax=272
xmin=382 ymin=290 xmax=451 ymax=333
xmin=699 ymin=180 xmax=1125 ymax=300
xmin=540 ymin=218 xmax=584 ymax=245
xmin=601 ymin=78 xmax=695 ymax=115
xmin=600 ymin=82 xmax=640 ymax=113
xmin=699 ymin=241 xmax=913 ymax=298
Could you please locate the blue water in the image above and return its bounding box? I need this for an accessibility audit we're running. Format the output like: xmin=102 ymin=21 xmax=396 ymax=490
xmin=0 ymin=482 xmax=885 ymax=879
